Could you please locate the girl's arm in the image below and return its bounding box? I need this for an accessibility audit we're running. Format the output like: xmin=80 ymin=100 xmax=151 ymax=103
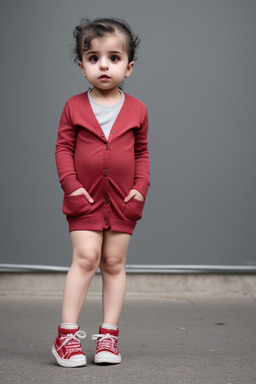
xmin=55 ymin=102 xmax=84 ymax=195
xmin=133 ymin=107 xmax=150 ymax=198
xmin=125 ymin=107 xmax=150 ymax=202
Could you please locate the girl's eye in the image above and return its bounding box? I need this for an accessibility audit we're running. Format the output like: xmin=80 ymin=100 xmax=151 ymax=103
xmin=110 ymin=55 xmax=120 ymax=62
xmin=89 ymin=56 xmax=98 ymax=63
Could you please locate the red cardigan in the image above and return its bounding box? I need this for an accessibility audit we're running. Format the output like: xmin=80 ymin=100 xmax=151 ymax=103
xmin=55 ymin=91 xmax=150 ymax=234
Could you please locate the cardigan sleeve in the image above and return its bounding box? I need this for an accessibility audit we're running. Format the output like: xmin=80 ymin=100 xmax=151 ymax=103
xmin=133 ymin=107 xmax=150 ymax=199
xmin=55 ymin=102 xmax=83 ymax=195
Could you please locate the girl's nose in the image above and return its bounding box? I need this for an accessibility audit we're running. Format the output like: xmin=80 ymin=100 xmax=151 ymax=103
xmin=99 ymin=57 xmax=109 ymax=70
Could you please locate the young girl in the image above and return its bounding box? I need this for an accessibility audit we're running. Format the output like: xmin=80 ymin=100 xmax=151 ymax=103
xmin=52 ymin=18 xmax=150 ymax=367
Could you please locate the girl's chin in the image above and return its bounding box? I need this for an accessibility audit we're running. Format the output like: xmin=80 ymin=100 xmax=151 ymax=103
xmin=89 ymin=79 xmax=122 ymax=89
xmin=90 ymin=85 xmax=120 ymax=93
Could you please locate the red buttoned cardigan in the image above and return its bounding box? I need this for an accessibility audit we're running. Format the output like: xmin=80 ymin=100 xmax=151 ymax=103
xmin=55 ymin=91 xmax=150 ymax=235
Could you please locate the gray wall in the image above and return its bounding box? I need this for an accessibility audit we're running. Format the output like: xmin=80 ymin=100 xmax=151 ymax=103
xmin=1 ymin=0 xmax=256 ymax=269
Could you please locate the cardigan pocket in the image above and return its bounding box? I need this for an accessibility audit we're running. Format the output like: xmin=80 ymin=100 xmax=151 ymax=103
xmin=62 ymin=194 xmax=91 ymax=217
xmin=123 ymin=198 xmax=145 ymax=221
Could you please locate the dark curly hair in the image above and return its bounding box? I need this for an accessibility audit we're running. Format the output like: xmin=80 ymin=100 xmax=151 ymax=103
xmin=73 ymin=18 xmax=140 ymax=63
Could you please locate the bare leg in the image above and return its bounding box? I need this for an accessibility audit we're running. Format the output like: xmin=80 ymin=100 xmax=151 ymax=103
xmin=62 ymin=230 xmax=103 ymax=324
xmin=100 ymin=231 xmax=131 ymax=326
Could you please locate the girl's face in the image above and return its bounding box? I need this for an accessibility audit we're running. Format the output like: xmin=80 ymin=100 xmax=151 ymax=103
xmin=78 ymin=33 xmax=134 ymax=93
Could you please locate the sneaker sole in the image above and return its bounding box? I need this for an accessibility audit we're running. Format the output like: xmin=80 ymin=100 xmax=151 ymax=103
xmin=94 ymin=353 xmax=121 ymax=364
xmin=51 ymin=346 xmax=87 ymax=368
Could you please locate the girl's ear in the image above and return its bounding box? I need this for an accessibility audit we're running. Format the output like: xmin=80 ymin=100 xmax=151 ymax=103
xmin=78 ymin=61 xmax=86 ymax=78
xmin=125 ymin=61 xmax=134 ymax=78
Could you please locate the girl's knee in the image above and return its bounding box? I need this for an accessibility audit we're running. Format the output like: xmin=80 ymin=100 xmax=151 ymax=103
xmin=73 ymin=245 xmax=100 ymax=272
xmin=100 ymin=252 xmax=126 ymax=275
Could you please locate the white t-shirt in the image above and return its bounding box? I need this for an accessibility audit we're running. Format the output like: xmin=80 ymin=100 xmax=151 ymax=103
xmin=88 ymin=89 xmax=125 ymax=140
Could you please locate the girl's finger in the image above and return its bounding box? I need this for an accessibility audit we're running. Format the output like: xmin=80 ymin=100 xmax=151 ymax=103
xmin=83 ymin=190 xmax=94 ymax=204
xmin=124 ymin=191 xmax=136 ymax=203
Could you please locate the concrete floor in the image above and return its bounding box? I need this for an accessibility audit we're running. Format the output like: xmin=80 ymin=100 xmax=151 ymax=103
xmin=1 ymin=293 xmax=256 ymax=384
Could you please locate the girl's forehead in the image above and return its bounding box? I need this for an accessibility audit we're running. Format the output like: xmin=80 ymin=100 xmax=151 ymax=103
xmin=89 ymin=33 xmax=127 ymax=53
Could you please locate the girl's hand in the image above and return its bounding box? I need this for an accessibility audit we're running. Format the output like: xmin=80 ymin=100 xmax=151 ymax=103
xmin=124 ymin=189 xmax=144 ymax=203
xmin=68 ymin=188 xmax=94 ymax=203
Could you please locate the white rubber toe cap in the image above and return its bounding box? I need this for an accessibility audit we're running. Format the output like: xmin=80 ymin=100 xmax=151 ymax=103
xmin=94 ymin=351 xmax=121 ymax=364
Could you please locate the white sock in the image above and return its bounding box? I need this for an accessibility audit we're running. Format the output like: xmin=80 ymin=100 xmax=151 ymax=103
xmin=101 ymin=323 xmax=118 ymax=330
xmin=60 ymin=323 xmax=78 ymax=330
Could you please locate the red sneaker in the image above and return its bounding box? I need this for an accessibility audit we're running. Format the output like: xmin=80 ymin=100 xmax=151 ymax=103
xmin=52 ymin=325 xmax=87 ymax=367
xmin=92 ymin=327 xmax=121 ymax=364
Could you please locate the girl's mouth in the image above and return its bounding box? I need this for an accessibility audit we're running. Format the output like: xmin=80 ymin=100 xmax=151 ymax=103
xmin=99 ymin=75 xmax=111 ymax=80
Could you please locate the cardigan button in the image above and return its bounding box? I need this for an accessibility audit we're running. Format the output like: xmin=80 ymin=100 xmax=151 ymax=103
xmin=111 ymin=130 xmax=114 ymax=134
xmin=105 ymin=144 xmax=109 ymax=150
xmin=104 ymin=197 xmax=110 ymax=204
xmin=103 ymin=168 xmax=108 ymax=176
xmin=104 ymin=219 xmax=109 ymax=226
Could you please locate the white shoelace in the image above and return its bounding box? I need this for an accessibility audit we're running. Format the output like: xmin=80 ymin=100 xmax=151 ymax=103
xmin=58 ymin=330 xmax=86 ymax=351
xmin=92 ymin=333 xmax=118 ymax=349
